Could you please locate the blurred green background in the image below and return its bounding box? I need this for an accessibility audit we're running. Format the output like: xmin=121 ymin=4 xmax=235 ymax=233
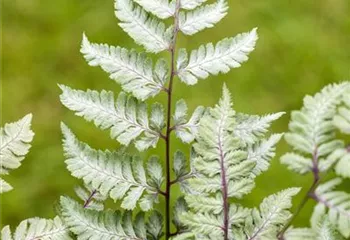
xmin=1 ymin=0 xmax=349 ymax=232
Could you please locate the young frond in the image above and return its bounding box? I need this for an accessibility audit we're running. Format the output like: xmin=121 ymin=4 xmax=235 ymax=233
xmin=81 ymin=34 xmax=168 ymax=100
xmin=114 ymin=0 xmax=172 ymax=53
xmin=333 ymin=87 xmax=350 ymax=134
xmin=0 ymin=114 xmax=34 ymax=193
xmin=173 ymin=99 xmax=205 ymax=143
xmin=178 ymin=0 xmax=228 ymax=35
xmin=59 ymin=85 xmax=163 ymax=151
xmin=61 ymin=124 xmax=163 ymax=211
xmin=238 ymin=188 xmax=300 ymax=240
xmin=312 ymin=178 xmax=350 ymax=238
xmin=284 ymin=82 xmax=349 ymax=155
xmin=234 ymin=112 xmax=285 ymax=145
xmin=180 ymin=0 xmax=208 ymax=10
xmin=133 ymin=0 xmax=175 ymax=19
xmin=60 ymin=197 xmax=163 ymax=240
xmin=176 ymin=28 xmax=258 ymax=85
xmin=1 ymin=216 xmax=71 ymax=240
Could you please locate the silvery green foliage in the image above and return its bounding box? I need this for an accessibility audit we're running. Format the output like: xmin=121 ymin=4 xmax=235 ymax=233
xmin=281 ymin=82 xmax=350 ymax=239
xmin=176 ymin=28 xmax=258 ymax=85
xmin=175 ymin=86 xmax=298 ymax=239
xmin=62 ymin=124 xmax=163 ymax=211
xmin=333 ymin=88 xmax=350 ymax=134
xmin=59 ymin=85 xmax=164 ymax=151
xmin=75 ymin=185 xmax=107 ymax=211
xmin=0 ymin=114 xmax=34 ymax=193
xmin=60 ymin=197 xmax=163 ymax=240
xmin=1 ymin=216 xmax=71 ymax=240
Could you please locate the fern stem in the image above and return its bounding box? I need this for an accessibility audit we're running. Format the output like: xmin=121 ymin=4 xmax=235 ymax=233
xmin=277 ymin=148 xmax=320 ymax=239
xmin=164 ymin=1 xmax=181 ymax=239
xmin=83 ymin=189 xmax=97 ymax=208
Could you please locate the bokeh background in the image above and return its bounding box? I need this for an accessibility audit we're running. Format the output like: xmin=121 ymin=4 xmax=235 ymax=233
xmin=1 ymin=0 xmax=350 ymax=232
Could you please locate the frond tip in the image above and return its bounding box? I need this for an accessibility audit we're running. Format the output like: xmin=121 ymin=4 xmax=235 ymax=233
xmin=177 ymin=28 xmax=258 ymax=85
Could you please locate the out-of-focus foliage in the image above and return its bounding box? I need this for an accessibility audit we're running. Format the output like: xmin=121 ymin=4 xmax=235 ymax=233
xmin=1 ymin=0 xmax=349 ymax=228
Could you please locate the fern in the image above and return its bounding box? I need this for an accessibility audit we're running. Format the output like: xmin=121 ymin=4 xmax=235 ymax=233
xmin=114 ymin=0 xmax=172 ymax=53
xmin=178 ymin=0 xmax=228 ymax=35
xmin=1 ymin=216 xmax=71 ymax=240
xmin=60 ymin=196 xmax=163 ymax=240
xmin=279 ymin=81 xmax=350 ymax=239
xmin=177 ymin=28 xmax=258 ymax=85
xmin=59 ymin=85 xmax=164 ymax=151
xmin=0 ymin=114 xmax=34 ymax=193
xmin=62 ymin=124 xmax=163 ymax=211
xmin=176 ymin=86 xmax=297 ymax=239
xmin=81 ymin=34 xmax=168 ymax=100
xmin=333 ymin=88 xmax=350 ymax=134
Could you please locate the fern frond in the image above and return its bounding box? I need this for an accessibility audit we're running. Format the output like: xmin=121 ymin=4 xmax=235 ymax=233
xmin=114 ymin=0 xmax=172 ymax=53
xmin=241 ymin=188 xmax=300 ymax=240
xmin=173 ymin=99 xmax=205 ymax=143
xmin=74 ymin=185 xmax=107 ymax=211
xmin=81 ymin=34 xmax=168 ymax=100
xmin=61 ymin=124 xmax=163 ymax=211
xmin=177 ymin=28 xmax=258 ymax=85
xmin=133 ymin=0 xmax=175 ymax=19
xmin=281 ymin=153 xmax=313 ymax=174
xmin=247 ymin=133 xmax=283 ymax=176
xmin=59 ymin=86 xmax=163 ymax=151
xmin=1 ymin=216 xmax=71 ymax=240
xmin=0 ymin=114 xmax=34 ymax=193
xmin=180 ymin=0 xmax=208 ymax=10
xmin=234 ymin=112 xmax=285 ymax=145
xmin=60 ymin=197 xmax=157 ymax=240
xmin=312 ymin=178 xmax=350 ymax=238
xmin=179 ymin=0 xmax=228 ymax=35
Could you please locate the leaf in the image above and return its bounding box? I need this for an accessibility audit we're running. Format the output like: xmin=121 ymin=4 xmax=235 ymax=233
xmin=0 ymin=114 xmax=34 ymax=193
xmin=243 ymin=188 xmax=301 ymax=240
xmin=74 ymin=185 xmax=107 ymax=211
xmin=234 ymin=112 xmax=285 ymax=145
xmin=61 ymin=124 xmax=162 ymax=211
xmin=180 ymin=0 xmax=209 ymax=10
xmin=335 ymin=153 xmax=350 ymax=178
xmin=247 ymin=133 xmax=283 ymax=176
xmin=177 ymin=28 xmax=258 ymax=85
xmin=173 ymin=197 xmax=189 ymax=231
xmin=146 ymin=211 xmax=164 ymax=240
xmin=174 ymin=103 xmax=205 ymax=143
xmin=60 ymin=197 xmax=149 ymax=240
xmin=1 ymin=216 xmax=71 ymax=240
xmin=179 ymin=0 xmax=228 ymax=35
xmin=173 ymin=150 xmax=188 ymax=179
xmin=333 ymin=90 xmax=350 ymax=134
xmin=81 ymin=34 xmax=168 ymax=100
xmin=59 ymin=86 xmax=162 ymax=151
xmin=114 ymin=0 xmax=172 ymax=53
xmin=281 ymin=153 xmax=313 ymax=174
xmin=133 ymin=0 xmax=175 ymax=19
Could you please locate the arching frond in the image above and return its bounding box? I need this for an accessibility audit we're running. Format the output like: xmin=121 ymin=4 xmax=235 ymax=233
xmin=81 ymin=34 xmax=168 ymax=100
xmin=1 ymin=216 xmax=71 ymax=240
xmin=62 ymin=124 xmax=163 ymax=211
xmin=59 ymin=86 xmax=163 ymax=151
xmin=179 ymin=0 xmax=228 ymax=35
xmin=177 ymin=28 xmax=258 ymax=85
xmin=114 ymin=0 xmax=172 ymax=53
